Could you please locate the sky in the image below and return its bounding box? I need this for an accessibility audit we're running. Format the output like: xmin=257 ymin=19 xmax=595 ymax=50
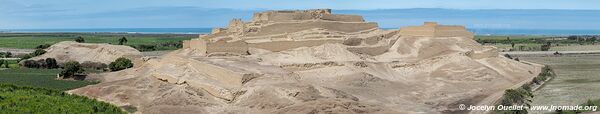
xmin=1 ymin=0 xmax=599 ymax=29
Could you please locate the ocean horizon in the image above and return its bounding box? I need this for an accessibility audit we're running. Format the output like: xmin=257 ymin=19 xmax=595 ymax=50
xmin=1 ymin=28 xmax=599 ymax=36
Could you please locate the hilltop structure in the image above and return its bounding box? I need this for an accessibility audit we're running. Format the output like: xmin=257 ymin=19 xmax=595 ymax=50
xmin=72 ymin=9 xmax=539 ymax=114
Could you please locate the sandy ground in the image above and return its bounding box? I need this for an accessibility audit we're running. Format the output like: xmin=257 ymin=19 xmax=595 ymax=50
xmin=68 ymin=35 xmax=539 ymax=113
xmin=65 ymin=10 xmax=539 ymax=114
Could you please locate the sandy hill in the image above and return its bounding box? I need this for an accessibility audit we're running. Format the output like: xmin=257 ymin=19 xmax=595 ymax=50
xmin=29 ymin=41 xmax=142 ymax=64
xmin=70 ymin=9 xmax=540 ymax=114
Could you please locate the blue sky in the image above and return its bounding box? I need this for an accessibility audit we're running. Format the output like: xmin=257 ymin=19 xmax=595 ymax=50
xmin=1 ymin=0 xmax=600 ymax=29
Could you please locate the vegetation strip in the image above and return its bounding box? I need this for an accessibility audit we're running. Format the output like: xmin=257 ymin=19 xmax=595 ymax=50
xmin=0 ymin=84 xmax=126 ymax=113
xmin=494 ymin=65 xmax=556 ymax=114
xmin=0 ymin=33 xmax=194 ymax=51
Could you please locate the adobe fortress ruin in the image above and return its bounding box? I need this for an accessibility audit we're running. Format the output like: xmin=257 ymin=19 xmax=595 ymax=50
xmin=72 ymin=9 xmax=538 ymax=114
xmin=182 ymin=9 xmax=483 ymax=57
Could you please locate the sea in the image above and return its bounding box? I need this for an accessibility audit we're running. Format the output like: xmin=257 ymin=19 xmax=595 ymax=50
xmin=1 ymin=28 xmax=599 ymax=36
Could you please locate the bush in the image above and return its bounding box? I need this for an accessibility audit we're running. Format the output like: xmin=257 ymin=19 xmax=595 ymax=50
xmin=60 ymin=61 xmax=84 ymax=77
xmin=0 ymin=51 xmax=12 ymax=58
xmin=19 ymin=54 xmax=32 ymax=62
xmin=134 ymin=44 xmax=156 ymax=51
xmin=20 ymin=58 xmax=59 ymax=69
xmin=118 ymin=37 xmax=128 ymax=45
xmin=35 ymin=44 xmax=52 ymax=49
xmin=0 ymin=60 xmax=5 ymax=68
xmin=81 ymin=61 xmax=108 ymax=70
xmin=22 ymin=60 xmax=41 ymax=68
xmin=109 ymin=57 xmax=133 ymax=71
xmin=31 ymin=49 xmax=47 ymax=57
xmin=541 ymin=44 xmax=551 ymax=51
xmin=45 ymin=58 xmax=59 ymax=69
xmin=75 ymin=36 xmax=85 ymax=43
xmin=503 ymin=54 xmax=513 ymax=59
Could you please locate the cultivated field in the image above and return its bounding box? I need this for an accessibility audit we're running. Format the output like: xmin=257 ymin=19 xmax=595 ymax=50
xmin=0 ymin=68 xmax=96 ymax=90
xmin=0 ymin=84 xmax=126 ymax=113
xmin=550 ymin=44 xmax=600 ymax=51
xmin=0 ymin=33 xmax=194 ymax=49
xmin=518 ymin=54 xmax=600 ymax=113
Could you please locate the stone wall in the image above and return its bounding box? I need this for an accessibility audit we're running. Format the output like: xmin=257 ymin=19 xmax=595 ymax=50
xmin=347 ymin=45 xmax=390 ymax=56
xmin=182 ymin=40 xmax=190 ymax=48
xmin=206 ymin=40 xmax=249 ymax=55
xmin=251 ymin=9 xmax=333 ymax=22
xmin=434 ymin=26 xmax=474 ymax=38
xmin=399 ymin=26 xmax=436 ymax=37
xmin=248 ymin=39 xmax=344 ymax=52
xmin=320 ymin=14 xmax=365 ymax=22
xmin=212 ymin=28 xmax=226 ymax=34
xmin=246 ymin=22 xmax=378 ymax=36
xmin=399 ymin=22 xmax=473 ymax=38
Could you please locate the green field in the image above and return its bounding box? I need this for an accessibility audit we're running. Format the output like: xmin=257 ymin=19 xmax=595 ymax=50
xmin=1 ymin=60 xmax=20 ymax=68
xmin=0 ymin=84 xmax=125 ymax=113
xmin=0 ymin=68 xmax=96 ymax=90
xmin=550 ymin=44 xmax=600 ymax=51
xmin=518 ymin=54 xmax=600 ymax=113
xmin=476 ymin=35 xmax=600 ymax=51
xmin=0 ymin=33 xmax=195 ymax=49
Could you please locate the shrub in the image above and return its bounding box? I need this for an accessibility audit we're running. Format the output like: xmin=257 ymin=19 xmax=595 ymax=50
xmin=118 ymin=37 xmax=128 ymax=45
xmin=31 ymin=49 xmax=47 ymax=57
xmin=503 ymin=54 xmax=513 ymax=59
xmin=19 ymin=49 xmax=47 ymax=63
xmin=36 ymin=59 xmax=47 ymax=68
xmin=45 ymin=58 xmax=59 ymax=69
xmin=109 ymin=57 xmax=133 ymax=71
xmin=0 ymin=60 xmax=5 ymax=68
xmin=22 ymin=60 xmax=40 ymax=68
xmin=540 ymin=44 xmax=551 ymax=51
xmin=60 ymin=61 xmax=84 ymax=77
xmin=20 ymin=58 xmax=59 ymax=69
xmin=35 ymin=44 xmax=52 ymax=49
xmin=75 ymin=36 xmax=85 ymax=43
xmin=81 ymin=61 xmax=108 ymax=70
xmin=0 ymin=51 xmax=12 ymax=58
xmin=19 ymin=54 xmax=32 ymax=62
xmin=135 ymin=44 xmax=156 ymax=51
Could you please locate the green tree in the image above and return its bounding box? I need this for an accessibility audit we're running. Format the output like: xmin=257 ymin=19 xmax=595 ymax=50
xmin=118 ymin=37 xmax=128 ymax=45
xmin=0 ymin=59 xmax=5 ymax=68
xmin=541 ymin=42 xmax=552 ymax=51
xmin=511 ymin=43 xmax=515 ymax=49
xmin=5 ymin=52 xmax=11 ymax=58
xmin=0 ymin=51 xmax=11 ymax=58
xmin=60 ymin=61 xmax=84 ymax=77
xmin=31 ymin=49 xmax=47 ymax=56
xmin=21 ymin=60 xmax=40 ymax=68
xmin=35 ymin=44 xmax=52 ymax=49
xmin=45 ymin=58 xmax=58 ymax=69
xmin=109 ymin=57 xmax=133 ymax=71
xmin=19 ymin=54 xmax=32 ymax=62
xmin=75 ymin=36 xmax=85 ymax=43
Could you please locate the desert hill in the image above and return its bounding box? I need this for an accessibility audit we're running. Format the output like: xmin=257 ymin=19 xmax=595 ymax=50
xmin=70 ymin=9 xmax=540 ymax=113
xmin=28 ymin=41 xmax=142 ymax=65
